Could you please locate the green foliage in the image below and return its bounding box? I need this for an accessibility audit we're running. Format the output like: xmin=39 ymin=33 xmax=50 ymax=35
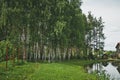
xmin=0 ymin=40 xmax=13 ymax=60
xmin=0 ymin=0 xmax=105 ymax=61
xmin=106 ymin=51 xmax=115 ymax=55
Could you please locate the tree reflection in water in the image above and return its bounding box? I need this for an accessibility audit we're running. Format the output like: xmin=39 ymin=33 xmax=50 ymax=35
xmin=117 ymin=66 xmax=120 ymax=74
xmin=102 ymin=61 xmax=108 ymax=67
xmin=111 ymin=61 xmax=120 ymax=67
xmin=85 ymin=61 xmax=120 ymax=80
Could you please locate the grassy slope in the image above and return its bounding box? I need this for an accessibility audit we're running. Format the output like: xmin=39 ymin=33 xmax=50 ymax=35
xmin=0 ymin=60 xmax=97 ymax=80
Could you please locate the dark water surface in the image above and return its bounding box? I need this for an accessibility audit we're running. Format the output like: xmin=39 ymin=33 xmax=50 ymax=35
xmin=85 ymin=61 xmax=120 ymax=80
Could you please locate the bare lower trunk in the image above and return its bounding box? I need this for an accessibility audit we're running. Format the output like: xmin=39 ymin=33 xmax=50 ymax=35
xmin=12 ymin=46 xmax=15 ymax=67
xmin=51 ymin=48 xmax=55 ymax=62
xmin=17 ymin=47 xmax=20 ymax=63
xmin=57 ymin=48 xmax=61 ymax=61
xmin=63 ymin=48 xmax=67 ymax=60
xmin=23 ymin=47 xmax=26 ymax=61
xmin=67 ymin=48 xmax=71 ymax=60
xmin=48 ymin=47 xmax=51 ymax=63
xmin=6 ymin=45 xmax=8 ymax=70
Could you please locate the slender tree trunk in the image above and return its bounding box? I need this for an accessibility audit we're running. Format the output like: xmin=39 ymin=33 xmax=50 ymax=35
xmin=63 ymin=48 xmax=66 ymax=60
xmin=58 ymin=47 xmax=61 ymax=61
xmin=17 ymin=47 xmax=20 ymax=63
xmin=6 ymin=44 xmax=8 ymax=70
xmin=12 ymin=46 xmax=15 ymax=67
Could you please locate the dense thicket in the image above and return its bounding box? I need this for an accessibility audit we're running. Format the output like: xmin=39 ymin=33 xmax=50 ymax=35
xmin=0 ymin=0 xmax=105 ymax=62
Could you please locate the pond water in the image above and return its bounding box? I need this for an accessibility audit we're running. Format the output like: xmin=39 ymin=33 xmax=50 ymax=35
xmin=85 ymin=61 xmax=120 ymax=80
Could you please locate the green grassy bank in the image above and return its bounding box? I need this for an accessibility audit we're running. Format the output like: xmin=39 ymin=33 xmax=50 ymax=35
xmin=0 ymin=60 xmax=100 ymax=80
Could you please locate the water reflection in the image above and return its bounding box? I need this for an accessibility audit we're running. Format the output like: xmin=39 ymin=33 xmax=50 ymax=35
xmin=111 ymin=61 xmax=120 ymax=67
xmin=102 ymin=61 xmax=108 ymax=67
xmin=85 ymin=61 xmax=120 ymax=80
xmin=117 ymin=66 xmax=120 ymax=74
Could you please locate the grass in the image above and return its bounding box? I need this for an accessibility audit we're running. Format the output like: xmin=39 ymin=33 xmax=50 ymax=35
xmin=0 ymin=60 xmax=99 ymax=80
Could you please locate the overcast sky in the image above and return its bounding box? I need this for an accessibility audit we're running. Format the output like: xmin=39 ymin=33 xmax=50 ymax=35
xmin=81 ymin=0 xmax=120 ymax=51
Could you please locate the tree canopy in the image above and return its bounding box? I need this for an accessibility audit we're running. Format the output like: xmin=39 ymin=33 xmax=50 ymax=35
xmin=0 ymin=0 xmax=105 ymax=62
